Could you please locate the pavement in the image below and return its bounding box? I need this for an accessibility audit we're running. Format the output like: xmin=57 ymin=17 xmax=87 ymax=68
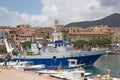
xmin=0 ymin=68 xmax=61 ymax=80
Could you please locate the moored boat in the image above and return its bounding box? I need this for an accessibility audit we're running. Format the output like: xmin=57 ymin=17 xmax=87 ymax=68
xmin=0 ymin=61 xmax=45 ymax=70
xmin=37 ymin=68 xmax=92 ymax=80
xmin=11 ymin=40 xmax=107 ymax=69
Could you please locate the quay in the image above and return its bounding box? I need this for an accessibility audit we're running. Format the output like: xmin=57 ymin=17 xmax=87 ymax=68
xmin=0 ymin=68 xmax=60 ymax=80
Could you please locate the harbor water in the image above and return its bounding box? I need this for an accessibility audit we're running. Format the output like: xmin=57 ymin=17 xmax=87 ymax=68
xmin=84 ymin=54 xmax=120 ymax=78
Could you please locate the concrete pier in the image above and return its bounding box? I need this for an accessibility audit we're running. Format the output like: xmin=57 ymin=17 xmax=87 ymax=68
xmin=0 ymin=68 xmax=60 ymax=80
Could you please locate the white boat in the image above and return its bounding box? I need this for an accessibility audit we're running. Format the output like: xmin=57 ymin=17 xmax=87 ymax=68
xmin=0 ymin=61 xmax=19 ymax=67
xmin=0 ymin=61 xmax=45 ymax=70
xmin=37 ymin=68 xmax=92 ymax=80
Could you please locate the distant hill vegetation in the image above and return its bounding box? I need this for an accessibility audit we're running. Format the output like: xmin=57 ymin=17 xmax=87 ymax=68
xmin=65 ymin=13 xmax=120 ymax=27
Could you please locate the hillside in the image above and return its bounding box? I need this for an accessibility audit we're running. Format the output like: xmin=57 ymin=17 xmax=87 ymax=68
xmin=65 ymin=13 xmax=120 ymax=27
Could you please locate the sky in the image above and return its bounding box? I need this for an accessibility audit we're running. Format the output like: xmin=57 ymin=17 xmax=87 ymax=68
xmin=0 ymin=0 xmax=120 ymax=27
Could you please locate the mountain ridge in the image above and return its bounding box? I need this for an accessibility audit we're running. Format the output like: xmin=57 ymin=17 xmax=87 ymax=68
xmin=65 ymin=13 xmax=120 ymax=27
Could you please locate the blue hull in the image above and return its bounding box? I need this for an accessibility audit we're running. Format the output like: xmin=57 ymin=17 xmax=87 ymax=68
xmin=12 ymin=54 xmax=102 ymax=69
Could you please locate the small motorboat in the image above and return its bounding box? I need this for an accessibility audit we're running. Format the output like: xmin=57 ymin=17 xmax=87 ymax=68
xmin=12 ymin=61 xmax=45 ymax=70
xmin=0 ymin=61 xmax=45 ymax=70
xmin=37 ymin=68 xmax=92 ymax=80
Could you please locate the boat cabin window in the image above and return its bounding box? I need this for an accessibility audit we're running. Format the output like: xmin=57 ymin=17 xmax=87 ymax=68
xmin=55 ymin=44 xmax=57 ymax=47
xmin=70 ymin=61 xmax=75 ymax=64
xmin=58 ymin=44 xmax=60 ymax=47
xmin=68 ymin=59 xmax=78 ymax=68
xmin=61 ymin=44 xmax=63 ymax=46
xmin=81 ymin=73 xmax=84 ymax=77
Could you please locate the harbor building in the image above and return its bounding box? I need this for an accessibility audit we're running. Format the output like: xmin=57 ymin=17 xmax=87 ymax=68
xmin=67 ymin=25 xmax=111 ymax=42
xmin=0 ymin=20 xmax=118 ymax=47
xmin=16 ymin=25 xmax=33 ymax=46
xmin=32 ymin=27 xmax=54 ymax=44
xmin=112 ymin=31 xmax=120 ymax=43
xmin=0 ymin=28 xmax=5 ymax=45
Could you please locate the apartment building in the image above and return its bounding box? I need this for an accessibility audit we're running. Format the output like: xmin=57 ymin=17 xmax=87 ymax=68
xmin=66 ymin=25 xmax=111 ymax=42
xmin=16 ymin=25 xmax=33 ymax=45
xmin=1 ymin=20 xmax=119 ymax=46
xmin=112 ymin=31 xmax=120 ymax=43
xmin=86 ymin=25 xmax=110 ymax=32
xmin=32 ymin=27 xmax=54 ymax=44
xmin=0 ymin=28 xmax=5 ymax=44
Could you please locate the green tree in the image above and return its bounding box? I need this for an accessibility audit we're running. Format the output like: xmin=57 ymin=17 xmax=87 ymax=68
xmin=21 ymin=41 xmax=31 ymax=49
xmin=100 ymin=38 xmax=111 ymax=47
xmin=0 ymin=45 xmax=7 ymax=54
xmin=88 ymin=38 xmax=111 ymax=47
xmin=73 ymin=40 xmax=87 ymax=48
xmin=89 ymin=38 xmax=101 ymax=46
xmin=2 ymin=47 xmax=7 ymax=52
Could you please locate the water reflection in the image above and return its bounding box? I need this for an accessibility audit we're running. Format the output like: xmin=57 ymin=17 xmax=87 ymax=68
xmin=84 ymin=55 xmax=120 ymax=78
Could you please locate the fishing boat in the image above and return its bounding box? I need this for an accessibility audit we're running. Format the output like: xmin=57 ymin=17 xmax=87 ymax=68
xmin=11 ymin=39 xmax=107 ymax=69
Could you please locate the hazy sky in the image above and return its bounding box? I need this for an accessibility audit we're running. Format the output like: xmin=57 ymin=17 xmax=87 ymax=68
xmin=0 ymin=0 xmax=120 ymax=27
